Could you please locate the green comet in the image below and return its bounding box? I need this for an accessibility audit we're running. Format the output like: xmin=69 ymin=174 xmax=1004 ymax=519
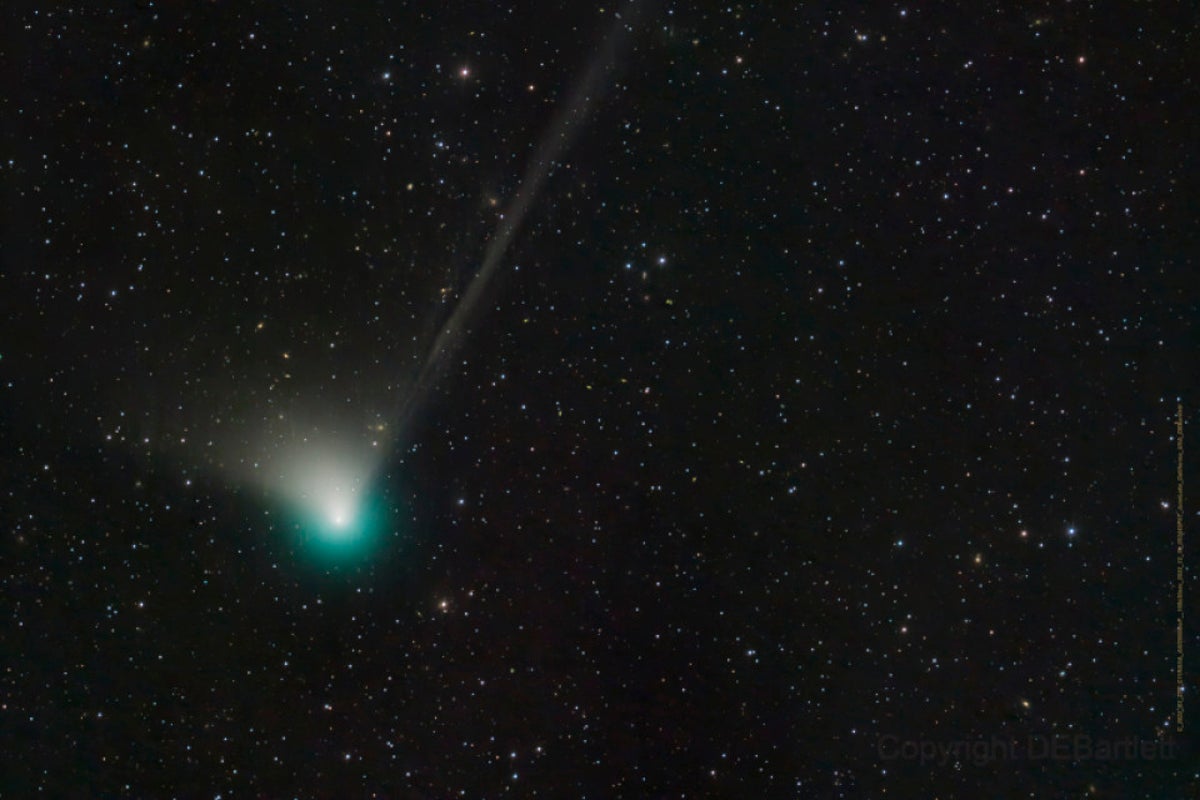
xmin=256 ymin=439 xmax=392 ymax=567
xmin=288 ymin=487 xmax=389 ymax=565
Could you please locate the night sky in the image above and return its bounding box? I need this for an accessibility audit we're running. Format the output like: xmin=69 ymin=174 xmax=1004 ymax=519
xmin=2 ymin=1 xmax=1197 ymax=797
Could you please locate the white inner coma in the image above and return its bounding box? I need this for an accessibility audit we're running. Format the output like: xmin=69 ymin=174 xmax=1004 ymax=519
xmin=271 ymin=442 xmax=370 ymax=538
xmin=311 ymin=474 xmax=361 ymax=535
xmin=326 ymin=495 xmax=355 ymax=529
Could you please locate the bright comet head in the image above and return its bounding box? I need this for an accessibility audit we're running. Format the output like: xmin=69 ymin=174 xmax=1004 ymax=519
xmin=318 ymin=491 xmax=359 ymax=537
xmin=320 ymin=486 xmax=364 ymax=534
xmin=259 ymin=438 xmax=387 ymax=559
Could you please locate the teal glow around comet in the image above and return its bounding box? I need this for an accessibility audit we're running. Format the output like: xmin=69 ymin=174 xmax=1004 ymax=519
xmin=252 ymin=436 xmax=393 ymax=567
xmin=286 ymin=486 xmax=390 ymax=564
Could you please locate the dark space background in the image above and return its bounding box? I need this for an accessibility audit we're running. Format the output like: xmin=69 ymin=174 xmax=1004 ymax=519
xmin=2 ymin=1 xmax=1197 ymax=797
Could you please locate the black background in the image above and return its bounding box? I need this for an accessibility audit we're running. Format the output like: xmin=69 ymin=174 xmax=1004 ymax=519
xmin=2 ymin=1 xmax=1196 ymax=796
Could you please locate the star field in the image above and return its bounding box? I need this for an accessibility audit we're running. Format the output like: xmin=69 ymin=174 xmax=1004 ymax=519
xmin=2 ymin=1 xmax=1197 ymax=797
